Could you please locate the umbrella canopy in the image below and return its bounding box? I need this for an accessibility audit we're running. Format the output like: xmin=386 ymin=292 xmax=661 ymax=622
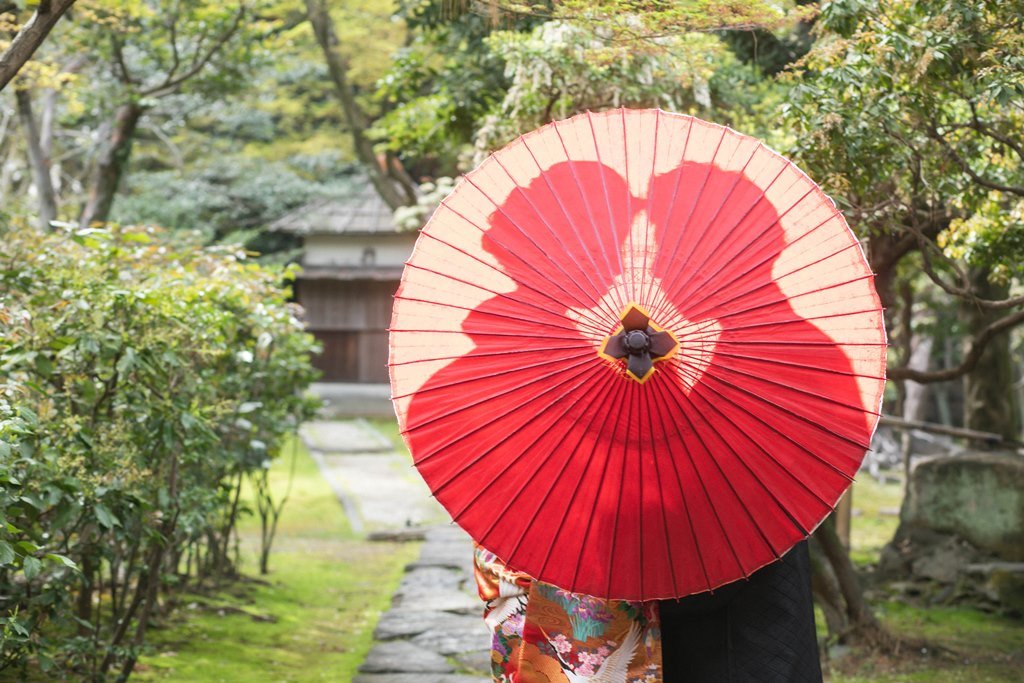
xmin=389 ymin=108 xmax=886 ymax=601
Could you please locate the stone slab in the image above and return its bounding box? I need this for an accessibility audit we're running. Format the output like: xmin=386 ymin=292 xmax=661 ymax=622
xmin=319 ymin=452 xmax=448 ymax=531
xmin=395 ymin=566 xmax=465 ymax=597
xmin=309 ymin=382 xmax=394 ymax=419
xmin=359 ymin=641 xmax=455 ymax=674
xmin=375 ymin=610 xmax=478 ymax=641
xmin=300 ymin=418 xmax=392 ymax=453
xmin=392 ymin=589 xmax=480 ymax=614
xmin=411 ymin=623 xmax=491 ymax=656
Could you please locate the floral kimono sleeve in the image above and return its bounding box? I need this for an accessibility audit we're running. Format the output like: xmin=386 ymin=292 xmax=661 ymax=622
xmin=473 ymin=545 xmax=663 ymax=683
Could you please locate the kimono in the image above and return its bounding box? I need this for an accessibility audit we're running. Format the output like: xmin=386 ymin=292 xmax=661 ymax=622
xmin=474 ymin=545 xmax=662 ymax=682
xmin=474 ymin=542 xmax=822 ymax=683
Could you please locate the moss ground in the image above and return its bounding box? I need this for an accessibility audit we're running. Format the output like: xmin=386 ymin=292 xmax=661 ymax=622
xmin=825 ymin=474 xmax=1023 ymax=681
xmin=132 ymin=437 xmax=417 ymax=682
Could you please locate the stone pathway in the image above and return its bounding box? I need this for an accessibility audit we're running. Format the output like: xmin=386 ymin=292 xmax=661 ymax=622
xmin=301 ymin=419 xmax=448 ymax=533
xmin=299 ymin=419 xmax=491 ymax=682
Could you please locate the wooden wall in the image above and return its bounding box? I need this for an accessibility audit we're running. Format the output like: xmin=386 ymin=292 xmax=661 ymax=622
xmin=296 ymin=279 xmax=397 ymax=383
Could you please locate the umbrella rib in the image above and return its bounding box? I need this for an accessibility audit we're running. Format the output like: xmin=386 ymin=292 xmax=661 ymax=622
xmin=682 ymin=378 xmax=838 ymax=511
xmin=393 ymin=293 xmax=603 ymax=338
xmin=646 ymin=125 xmax=726 ymax=307
xmin=675 ymin=307 xmax=887 ymax=343
xmin=705 ymin=360 xmax=881 ymax=420
xmin=387 ymin=328 xmax=588 ymax=343
xmin=636 ymin=380 xmax=645 ymax=599
xmin=518 ymin=134 xmax=623 ymax=325
xmin=568 ymin=375 xmax=634 ymax=594
xmin=648 ymin=374 xmax=749 ymax=584
xmin=659 ymin=362 xmax=788 ymax=559
xmin=447 ymin=364 xmax=612 ymax=525
xmin=641 ymin=376 xmax=683 ymax=598
xmin=535 ymin=378 xmax=630 ymax=583
xmin=403 ymin=258 xmax=608 ymax=337
xmin=389 ymin=346 xmax=589 ymax=367
xmin=585 ymin=111 xmax=629 ymax=313
xmin=551 ymin=120 xmax=618 ymax=294
xmin=472 ymin=372 xmax=620 ymax=558
xmin=713 ymin=339 xmax=887 ymax=347
xmin=671 ymin=357 xmax=859 ymax=482
xmin=416 ymin=230 xmax=611 ymax=334
xmin=604 ymin=378 xmax=636 ymax=598
xmin=638 ymin=110 xmax=660 ymax=314
xmin=467 ymin=164 xmax=609 ymax=312
xmin=404 ymin=355 xmax=598 ymax=445
xmin=420 ymin=364 xmax=607 ymax=496
xmin=390 ymin=349 xmax=593 ymax=400
xmin=438 ymin=199 xmax=601 ymax=314
xmin=621 ymin=108 xmax=637 ymax=305
xmin=658 ymin=164 xmax=808 ymax=308
xmin=655 ymin=216 xmax=856 ymax=331
xmin=663 ymin=207 xmax=841 ymax=321
xmin=674 ymin=357 xmax=870 ymax=456
xmin=662 ymin=272 xmax=876 ymax=335
xmin=646 ymin=114 xmax=694 ymax=315
xmin=654 ymin=141 xmax=763 ymax=307
xmin=710 ymin=348 xmax=887 ymax=381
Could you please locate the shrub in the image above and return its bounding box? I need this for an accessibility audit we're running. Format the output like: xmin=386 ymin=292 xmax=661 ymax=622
xmin=0 ymin=221 xmax=320 ymax=679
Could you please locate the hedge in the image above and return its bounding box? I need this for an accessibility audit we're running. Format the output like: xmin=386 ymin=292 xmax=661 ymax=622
xmin=0 ymin=221 xmax=320 ymax=680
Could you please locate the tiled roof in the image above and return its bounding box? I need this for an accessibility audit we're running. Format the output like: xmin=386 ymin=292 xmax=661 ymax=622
xmin=270 ymin=179 xmax=399 ymax=235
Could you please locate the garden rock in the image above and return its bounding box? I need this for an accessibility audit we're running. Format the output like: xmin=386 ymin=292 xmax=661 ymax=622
xmin=900 ymin=451 xmax=1024 ymax=560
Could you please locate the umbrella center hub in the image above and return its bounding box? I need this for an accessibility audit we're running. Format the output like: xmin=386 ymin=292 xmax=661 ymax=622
xmin=624 ymin=330 xmax=650 ymax=354
xmin=598 ymin=304 xmax=680 ymax=384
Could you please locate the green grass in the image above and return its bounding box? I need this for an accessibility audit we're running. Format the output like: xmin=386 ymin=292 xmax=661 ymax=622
xmin=133 ymin=437 xmax=418 ymax=682
xmin=849 ymin=475 xmax=904 ymax=566
xmin=826 ymin=602 xmax=1024 ymax=682
xmin=827 ymin=473 xmax=1023 ymax=682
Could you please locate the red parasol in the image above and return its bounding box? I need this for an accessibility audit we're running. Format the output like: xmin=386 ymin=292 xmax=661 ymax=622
xmin=389 ymin=109 xmax=886 ymax=601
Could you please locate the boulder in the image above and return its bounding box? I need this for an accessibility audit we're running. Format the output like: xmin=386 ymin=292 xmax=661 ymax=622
xmin=900 ymin=451 xmax=1024 ymax=560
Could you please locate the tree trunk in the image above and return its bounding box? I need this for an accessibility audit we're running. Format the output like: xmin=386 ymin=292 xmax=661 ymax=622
xmin=813 ymin=514 xmax=891 ymax=648
xmin=901 ymin=334 xmax=933 ymax=480
xmin=14 ymin=88 xmax=57 ymax=229
xmin=79 ymin=101 xmax=144 ymax=227
xmin=304 ymin=0 xmax=413 ymax=210
xmin=962 ymin=267 xmax=1022 ymax=442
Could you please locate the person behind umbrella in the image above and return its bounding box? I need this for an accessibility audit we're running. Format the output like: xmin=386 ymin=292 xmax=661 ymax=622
xmin=474 ymin=541 xmax=821 ymax=681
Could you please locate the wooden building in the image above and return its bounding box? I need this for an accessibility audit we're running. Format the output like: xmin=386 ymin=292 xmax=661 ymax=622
xmin=271 ymin=181 xmax=417 ymax=383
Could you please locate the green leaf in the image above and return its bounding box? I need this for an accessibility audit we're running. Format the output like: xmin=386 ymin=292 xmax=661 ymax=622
xmin=22 ymin=556 xmax=41 ymax=580
xmin=0 ymin=541 xmax=16 ymax=565
xmin=16 ymin=540 xmax=39 ymax=554
xmin=45 ymin=554 xmax=79 ymax=571
xmin=94 ymin=503 xmax=119 ymax=529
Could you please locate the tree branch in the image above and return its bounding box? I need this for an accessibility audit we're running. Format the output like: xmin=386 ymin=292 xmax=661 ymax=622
xmin=899 ymin=216 xmax=1024 ymax=311
xmin=140 ymin=3 xmax=245 ymax=98
xmin=888 ymin=307 xmax=1024 ymax=383
xmin=928 ymin=122 xmax=1024 ymax=197
xmin=0 ymin=0 xmax=77 ymax=92
xmin=110 ymin=35 xmax=135 ymax=86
